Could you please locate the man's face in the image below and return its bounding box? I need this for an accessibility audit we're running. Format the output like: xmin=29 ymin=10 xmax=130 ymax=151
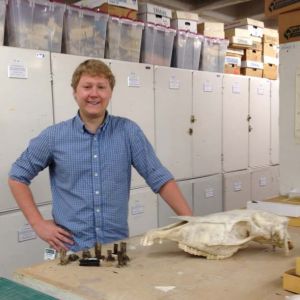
xmin=73 ymin=74 xmax=112 ymax=120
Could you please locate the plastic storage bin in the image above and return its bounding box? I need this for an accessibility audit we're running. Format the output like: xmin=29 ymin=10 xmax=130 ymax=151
xmin=200 ymin=37 xmax=229 ymax=73
xmin=105 ymin=17 xmax=144 ymax=62
xmin=6 ymin=0 xmax=65 ymax=52
xmin=172 ymin=31 xmax=203 ymax=70
xmin=140 ymin=23 xmax=176 ymax=66
xmin=0 ymin=0 xmax=6 ymax=45
xmin=63 ymin=5 xmax=108 ymax=57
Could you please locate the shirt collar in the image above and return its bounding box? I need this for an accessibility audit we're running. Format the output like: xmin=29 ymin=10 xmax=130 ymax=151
xmin=74 ymin=111 xmax=110 ymax=134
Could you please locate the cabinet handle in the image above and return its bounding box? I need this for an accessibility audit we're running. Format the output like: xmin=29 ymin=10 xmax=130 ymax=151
xmin=248 ymin=125 xmax=253 ymax=132
xmin=190 ymin=115 xmax=196 ymax=123
xmin=188 ymin=128 xmax=193 ymax=135
xmin=247 ymin=115 xmax=252 ymax=121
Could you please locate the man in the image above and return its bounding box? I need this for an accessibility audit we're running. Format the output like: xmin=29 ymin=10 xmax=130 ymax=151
xmin=8 ymin=59 xmax=192 ymax=252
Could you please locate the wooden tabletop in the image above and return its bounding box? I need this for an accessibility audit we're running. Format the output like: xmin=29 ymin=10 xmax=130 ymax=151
xmin=14 ymin=227 xmax=300 ymax=300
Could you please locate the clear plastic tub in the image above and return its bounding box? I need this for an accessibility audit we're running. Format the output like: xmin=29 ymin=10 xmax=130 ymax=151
xmin=199 ymin=37 xmax=229 ymax=73
xmin=105 ymin=17 xmax=144 ymax=62
xmin=172 ymin=31 xmax=203 ymax=70
xmin=6 ymin=0 xmax=65 ymax=52
xmin=0 ymin=0 xmax=6 ymax=45
xmin=63 ymin=5 xmax=108 ymax=58
xmin=140 ymin=23 xmax=176 ymax=66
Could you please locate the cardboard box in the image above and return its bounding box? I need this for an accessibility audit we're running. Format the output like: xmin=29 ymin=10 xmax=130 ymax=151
xmin=265 ymin=0 xmax=300 ymax=17
xmin=241 ymin=67 xmax=263 ymax=77
xmin=224 ymin=64 xmax=241 ymax=75
xmin=225 ymin=55 xmax=241 ymax=66
xmin=172 ymin=10 xmax=198 ymax=21
xmin=246 ymin=196 xmax=300 ymax=217
xmin=229 ymin=36 xmax=253 ymax=49
xmin=98 ymin=3 xmax=137 ymax=19
xmin=278 ymin=9 xmax=300 ymax=44
xmin=263 ymin=55 xmax=279 ymax=65
xmin=225 ymin=28 xmax=250 ymax=39
xmin=171 ymin=19 xmax=197 ymax=33
xmin=263 ymin=63 xmax=278 ymax=80
xmin=242 ymin=60 xmax=263 ymax=69
xmin=263 ymin=28 xmax=279 ymax=43
xmin=138 ymin=3 xmax=172 ymax=27
xmin=226 ymin=48 xmax=244 ymax=56
xmin=296 ymin=257 xmax=300 ymax=276
xmin=243 ymin=49 xmax=262 ymax=61
xmin=283 ymin=269 xmax=300 ymax=294
xmin=225 ymin=18 xmax=264 ymax=30
xmin=263 ymin=42 xmax=278 ymax=57
xmin=76 ymin=0 xmax=138 ymax=10
xmin=239 ymin=24 xmax=264 ymax=38
xmin=197 ymin=22 xmax=225 ymax=39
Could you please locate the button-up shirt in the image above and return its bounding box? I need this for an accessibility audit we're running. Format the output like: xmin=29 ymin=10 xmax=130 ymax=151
xmin=9 ymin=113 xmax=173 ymax=251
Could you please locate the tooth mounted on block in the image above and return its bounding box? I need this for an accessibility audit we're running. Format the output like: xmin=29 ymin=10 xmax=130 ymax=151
xmin=141 ymin=209 xmax=293 ymax=260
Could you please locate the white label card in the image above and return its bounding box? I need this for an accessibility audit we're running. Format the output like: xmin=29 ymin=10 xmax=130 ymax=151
xmin=259 ymin=176 xmax=267 ymax=187
xmin=169 ymin=76 xmax=180 ymax=89
xmin=127 ymin=72 xmax=140 ymax=87
xmin=8 ymin=64 xmax=28 ymax=79
xmin=205 ymin=187 xmax=215 ymax=198
xmin=233 ymin=181 xmax=242 ymax=192
xmin=18 ymin=224 xmax=36 ymax=242
xmin=203 ymin=80 xmax=213 ymax=92
xmin=232 ymin=82 xmax=240 ymax=94
xmin=44 ymin=248 xmax=57 ymax=261
xmin=131 ymin=200 xmax=145 ymax=216
xmin=257 ymin=85 xmax=265 ymax=95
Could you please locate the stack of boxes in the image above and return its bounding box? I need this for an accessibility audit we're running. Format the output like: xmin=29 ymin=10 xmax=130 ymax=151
xmin=225 ymin=18 xmax=264 ymax=78
xmin=197 ymin=22 xmax=229 ymax=73
xmin=262 ymin=28 xmax=279 ymax=80
xmin=283 ymin=257 xmax=300 ymax=294
xmin=171 ymin=10 xmax=202 ymax=70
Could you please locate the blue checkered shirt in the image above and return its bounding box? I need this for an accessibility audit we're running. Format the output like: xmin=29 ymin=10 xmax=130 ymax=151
xmin=9 ymin=113 xmax=173 ymax=251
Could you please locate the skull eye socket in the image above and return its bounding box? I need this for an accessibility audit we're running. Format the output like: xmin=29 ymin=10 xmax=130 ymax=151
xmin=232 ymin=221 xmax=251 ymax=239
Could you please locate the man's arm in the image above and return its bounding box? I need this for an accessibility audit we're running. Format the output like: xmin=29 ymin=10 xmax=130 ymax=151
xmin=8 ymin=178 xmax=73 ymax=251
xmin=159 ymin=179 xmax=193 ymax=216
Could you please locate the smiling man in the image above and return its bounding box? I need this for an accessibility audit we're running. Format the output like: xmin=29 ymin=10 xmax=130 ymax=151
xmin=8 ymin=59 xmax=192 ymax=252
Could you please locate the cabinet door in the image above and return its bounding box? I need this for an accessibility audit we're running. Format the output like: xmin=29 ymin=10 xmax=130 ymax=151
xmin=154 ymin=66 xmax=193 ymax=180
xmin=128 ymin=187 xmax=157 ymax=236
xmin=51 ymin=53 xmax=110 ymax=123
xmin=193 ymin=174 xmax=222 ymax=216
xmin=110 ymin=60 xmax=154 ymax=188
xmin=222 ymin=74 xmax=249 ymax=172
xmin=193 ymin=71 xmax=222 ymax=177
xmin=0 ymin=47 xmax=53 ymax=211
xmin=270 ymin=80 xmax=279 ymax=165
xmin=249 ymin=77 xmax=271 ymax=167
xmin=223 ymin=170 xmax=251 ymax=211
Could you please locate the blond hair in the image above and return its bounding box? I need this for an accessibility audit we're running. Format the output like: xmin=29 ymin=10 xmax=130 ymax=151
xmin=71 ymin=59 xmax=116 ymax=91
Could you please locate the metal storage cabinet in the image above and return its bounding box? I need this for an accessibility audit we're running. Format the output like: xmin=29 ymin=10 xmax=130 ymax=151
xmin=110 ymin=60 xmax=155 ymax=188
xmin=222 ymin=74 xmax=249 ymax=172
xmin=128 ymin=187 xmax=157 ymax=237
xmin=192 ymin=71 xmax=222 ymax=177
xmin=270 ymin=80 xmax=279 ymax=165
xmin=0 ymin=46 xmax=52 ymax=212
xmin=248 ymin=77 xmax=271 ymax=168
xmin=158 ymin=179 xmax=193 ymax=227
xmin=279 ymin=42 xmax=300 ymax=194
xmin=51 ymin=53 xmax=110 ymax=123
xmin=250 ymin=167 xmax=273 ymax=201
xmin=223 ymin=170 xmax=251 ymax=211
xmin=0 ymin=204 xmax=52 ymax=279
xmin=154 ymin=66 xmax=193 ymax=180
xmin=193 ymin=174 xmax=222 ymax=216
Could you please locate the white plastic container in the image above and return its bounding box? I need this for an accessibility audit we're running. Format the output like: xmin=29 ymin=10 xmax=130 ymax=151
xmin=172 ymin=31 xmax=203 ymax=70
xmin=63 ymin=5 xmax=108 ymax=57
xmin=200 ymin=37 xmax=229 ymax=73
xmin=0 ymin=0 xmax=6 ymax=45
xmin=140 ymin=23 xmax=176 ymax=66
xmin=105 ymin=16 xmax=144 ymax=62
xmin=6 ymin=0 xmax=65 ymax=52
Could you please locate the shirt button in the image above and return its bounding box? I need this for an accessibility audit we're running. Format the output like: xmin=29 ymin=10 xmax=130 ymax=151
xmin=96 ymin=227 xmax=99 ymax=231
xmin=94 ymin=154 xmax=98 ymax=158
xmin=96 ymin=208 xmax=100 ymax=213
xmin=94 ymin=173 xmax=98 ymax=177
xmin=95 ymin=190 xmax=99 ymax=195
xmin=94 ymin=137 xmax=97 ymax=141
